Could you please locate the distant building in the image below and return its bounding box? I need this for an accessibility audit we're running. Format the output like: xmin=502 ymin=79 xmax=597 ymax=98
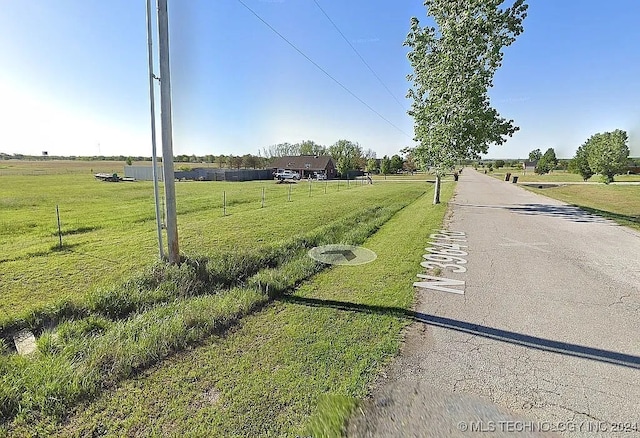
xmin=522 ymin=160 xmax=538 ymax=173
xmin=270 ymin=155 xmax=337 ymax=179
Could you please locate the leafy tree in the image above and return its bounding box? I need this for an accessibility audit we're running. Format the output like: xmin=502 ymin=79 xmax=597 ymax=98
xmin=586 ymin=129 xmax=629 ymax=183
xmin=366 ymin=158 xmax=378 ymax=173
xmin=242 ymin=154 xmax=259 ymax=169
xmin=328 ymin=140 xmax=363 ymax=176
xmin=543 ymin=148 xmax=558 ymax=167
xmin=401 ymin=147 xmax=418 ymax=173
xmin=262 ymin=142 xmax=300 ymax=158
xmin=229 ymin=155 xmax=243 ymax=169
xmin=535 ymin=148 xmax=557 ymax=174
xmin=216 ymin=155 xmax=226 ymax=169
xmin=298 ymin=140 xmax=326 ymax=156
xmin=528 ymin=148 xmax=542 ymax=161
xmin=568 ymin=144 xmax=593 ymax=181
xmin=404 ymin=0 xmax=527 ymax=203
xmin=380 ymin=155 xmax=391 ymax=177
xmin=125 ymin=157 xmax=133 ymax=166
xmin=495 ymin=160 xmax=505 ymax=168
xmin=390 ymin=154 xmax=404 ymax=173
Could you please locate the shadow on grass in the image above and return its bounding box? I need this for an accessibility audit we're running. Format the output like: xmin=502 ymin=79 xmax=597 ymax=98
xmin=572 ymin=204 xmax=639 ymax=227
xmin=279 ymin=295 xmax=640 ymax=370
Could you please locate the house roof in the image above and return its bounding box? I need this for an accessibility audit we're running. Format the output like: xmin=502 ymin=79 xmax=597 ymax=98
xmin=271 ymin=155 xmax=335 ymax=171
xmin=523 ymin=160 xmax=538 ymax=166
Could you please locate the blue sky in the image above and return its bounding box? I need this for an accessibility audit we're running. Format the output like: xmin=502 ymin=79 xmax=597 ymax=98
xmin=1 ymin=1 xmax=639 ymax=159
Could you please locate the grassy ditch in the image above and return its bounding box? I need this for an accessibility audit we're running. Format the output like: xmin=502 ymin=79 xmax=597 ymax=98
xmin=0 ymin=198 xmax=413 ymax=434
xmin=36 ymin=184 xmax=455 ymax=437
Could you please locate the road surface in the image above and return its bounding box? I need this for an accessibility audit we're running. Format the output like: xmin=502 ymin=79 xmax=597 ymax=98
xmin=348 ymin=168 xmax=640 ymax=437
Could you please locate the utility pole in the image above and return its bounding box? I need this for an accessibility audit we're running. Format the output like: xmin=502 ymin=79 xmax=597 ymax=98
xmin=157 ymin=0 xmax=180 ymax=263
xmin=146 ymin=0 xmax=164 ymax=261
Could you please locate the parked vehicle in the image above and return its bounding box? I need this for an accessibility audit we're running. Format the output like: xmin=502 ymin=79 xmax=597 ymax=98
xmin=314 ymin=172 xmax=327 ymax=180
xmin=274 ymin=169 xmax=300 ymax=180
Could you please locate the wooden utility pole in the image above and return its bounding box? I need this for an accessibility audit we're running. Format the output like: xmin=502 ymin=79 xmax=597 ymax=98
xmin=157 ymin=0 xmax=179 ymax=263
xmin=146 ymin=0 xmax=164 ymax=261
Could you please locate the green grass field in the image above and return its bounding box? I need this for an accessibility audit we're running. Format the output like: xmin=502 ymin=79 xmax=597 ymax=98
xmin=525 ymin=184 xmax=640 ymax=231
xmin=487 ymin=167 xmax=640 ymax=183
xmin=1 ymin=160 xmax=455 ymax=436
xmin=1 ymin=166 xmax=430 ymax=321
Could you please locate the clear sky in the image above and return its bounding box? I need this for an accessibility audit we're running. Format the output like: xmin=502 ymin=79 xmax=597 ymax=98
xmin=1 ymin=0 xmax=639 ymax=160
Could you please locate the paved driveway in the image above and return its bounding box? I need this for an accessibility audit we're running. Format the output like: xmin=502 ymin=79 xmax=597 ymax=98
xmin=348 ymin=168 xmax=640 ymax=437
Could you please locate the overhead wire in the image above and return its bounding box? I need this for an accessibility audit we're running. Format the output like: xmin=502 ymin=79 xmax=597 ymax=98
xmin=312 ymin=0 xmax=407 ymax=111
xmin=235 ymin=0 xmax=412 ymax=139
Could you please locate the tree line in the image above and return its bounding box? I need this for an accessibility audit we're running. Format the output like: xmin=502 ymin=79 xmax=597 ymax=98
xmin=1 ymin=139 xmax=419 ymax=177
xmin=523 ymin=129 xmax=633 ymax=183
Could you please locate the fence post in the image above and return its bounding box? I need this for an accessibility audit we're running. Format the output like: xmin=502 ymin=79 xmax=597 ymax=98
xmin=223 ymin=191 xmax=226 ymax=216
xmin=56 ymin=205 xmax=62 ymax=248
xmin=288 ymin=184 xmax=292 ymax=202
xmin=309 ymin=179 xmax=312 ymax=197
xmin=261 ymin=187 xmax=265 ymax=208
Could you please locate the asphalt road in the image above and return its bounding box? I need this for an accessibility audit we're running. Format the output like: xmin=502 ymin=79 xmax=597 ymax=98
xmin=348 ymin=168 xmax=640 ymax=437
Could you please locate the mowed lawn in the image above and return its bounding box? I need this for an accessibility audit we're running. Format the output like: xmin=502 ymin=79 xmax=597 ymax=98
xmin=525 ymin=184 xmax=640 ymax=231
xmin=0 ymin=167 xmax=429 ymax=322
xmin=488 ymin=167 xmax=640 ymax=183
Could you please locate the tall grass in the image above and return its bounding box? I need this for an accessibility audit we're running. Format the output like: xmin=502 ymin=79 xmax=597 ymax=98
xmin=0 ymin=201 xmax=408 ymax=429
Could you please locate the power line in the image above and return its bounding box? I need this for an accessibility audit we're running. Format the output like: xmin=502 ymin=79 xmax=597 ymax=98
xmin=235 ymin=0 xmax=411 ymax=139
xmin=312 ymin=0 xmax=406 ymax=111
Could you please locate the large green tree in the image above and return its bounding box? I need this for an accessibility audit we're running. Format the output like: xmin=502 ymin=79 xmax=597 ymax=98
xmin=528 ymin=148 xmax=542 ymax=161
xmin=390 ymin=154 xmax=405 ymax=173
xmin=298 ymin=140 xmax=327 ymax=156
xmin=405 ymin=0 xmax=527 ymax=203
xmin=380 ymin=155 xmax=391 ymax=177
xmin=568 ymin=144 xmax=593 ymax=181
xmin=585 ymin=130 xmax=629 ymax=183
xmin=535 ymin=147 xmax=558 ymax=174
xmin=328 ymin=140 xmax=364 ymax=177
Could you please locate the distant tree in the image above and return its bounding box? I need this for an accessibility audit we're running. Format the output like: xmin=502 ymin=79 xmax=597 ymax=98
xmin=528 ymin=148 xmax=542 ymax=161
xmin=535 ymin=148 xmax=557 ymax=174
xmin=390 ymin=154 xmax=404 ymax=173
xmin=568 ymin=144 xmax=593 ymax=181
xmin=401 ymin=147 xmax=418 ymax=173
xmin=495 ymin=159 xmax=505 ymax=168
xmin=555 ymin=159 xmax=569 ymax=171
xmin=363 ymin=148 xmax=377 ymax=160
xmin=216 ymin=155 xmax=226 ymax=169
xmin=380 ymin=155 xmax=391 ymax=176
xmin=262 ymin=142 xmax=300 ymax=158
xmin=242 ymin=154 xmax=259 ymax=169
xmin=229 ymin=155 xmax=243 ymax=169
xmin=586 ymin=129 xmax=629 ymax=183
xmin=205 ymin=154 xmax=215 ymax=163
xmin=328 ymin=139 xmax=363 ymax=176
xmin=125 ymin=157 xmax=133 ymax=166
xmin=366 ymin=158 xmax=379 ymax=173
xmin=298 ymin=140 xmax=326 ymax=156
